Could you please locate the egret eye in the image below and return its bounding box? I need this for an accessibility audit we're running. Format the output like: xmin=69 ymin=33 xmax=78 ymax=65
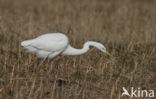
xmin=102 ymin=48 xmax=105 ymax=50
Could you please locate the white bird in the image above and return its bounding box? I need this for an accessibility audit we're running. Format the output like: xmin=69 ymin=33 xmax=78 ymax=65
xmin=21 ymin=33 xmax=113 ymax=58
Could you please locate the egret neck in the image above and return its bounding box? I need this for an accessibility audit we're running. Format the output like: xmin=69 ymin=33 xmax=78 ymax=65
xmin=62 ymin=41 xmax=102 ymax=56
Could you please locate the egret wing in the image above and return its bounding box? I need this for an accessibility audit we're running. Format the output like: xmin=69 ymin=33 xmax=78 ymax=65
xmin=30 ymin=34 xmax=68 ymax=52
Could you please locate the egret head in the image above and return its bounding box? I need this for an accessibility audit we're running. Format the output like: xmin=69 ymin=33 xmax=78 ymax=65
xmin=102 ymin=47 xmax=113 ymax=57
xmin=85 ymin=41 xmax=113 ymax=57
xmin=95 ymin=43 xmax=113 ymax=57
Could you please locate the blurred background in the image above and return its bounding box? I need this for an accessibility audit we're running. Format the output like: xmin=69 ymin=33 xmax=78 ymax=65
xmin=0 ymin=0 xmax=155 ymax=98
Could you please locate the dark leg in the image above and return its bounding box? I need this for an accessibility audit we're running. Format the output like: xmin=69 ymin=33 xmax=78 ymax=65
xmin=48 ymin=56 xmax=67 ymax=86
xmin=37 ymin=57 xmax=47 ymax=78
xmin=48 ymin=56 xmax=63 ymax=76
xmin=48 ymin=60 xmax=55 ymax=80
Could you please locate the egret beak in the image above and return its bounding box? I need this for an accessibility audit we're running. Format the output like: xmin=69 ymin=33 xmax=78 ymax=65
xmin=104 ymin=50 xmax=113 ymax=58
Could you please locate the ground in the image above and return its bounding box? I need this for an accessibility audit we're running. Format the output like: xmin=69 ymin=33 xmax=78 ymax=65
xmin=0 ymin=0 xmax=155 ymax=99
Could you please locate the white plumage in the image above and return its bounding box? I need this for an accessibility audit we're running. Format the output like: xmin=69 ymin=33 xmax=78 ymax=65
xmin=21 ymin=33 xmax=112 ymax=58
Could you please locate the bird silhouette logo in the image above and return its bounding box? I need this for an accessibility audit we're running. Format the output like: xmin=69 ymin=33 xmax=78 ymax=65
xmin=122 ymin=87 xmax=130 ymax=97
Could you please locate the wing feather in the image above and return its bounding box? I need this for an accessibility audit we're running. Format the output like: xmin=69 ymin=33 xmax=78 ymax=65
xmin=28 ymin=33 xmax=69 ymax=52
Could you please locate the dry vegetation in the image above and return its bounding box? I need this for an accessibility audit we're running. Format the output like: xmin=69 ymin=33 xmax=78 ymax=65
xmin=0 ymin=0 xmax=156 ymax=99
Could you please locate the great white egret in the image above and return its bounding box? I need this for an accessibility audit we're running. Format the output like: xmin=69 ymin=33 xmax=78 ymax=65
xmin=21 ymin=33 xmax=112 ymax=58
xmin=21 ymin=33 xmax=113 ymax=58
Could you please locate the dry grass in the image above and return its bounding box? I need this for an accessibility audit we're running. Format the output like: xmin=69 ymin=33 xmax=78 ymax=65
xmin=0 ymin=0 xmax=156 ymax=99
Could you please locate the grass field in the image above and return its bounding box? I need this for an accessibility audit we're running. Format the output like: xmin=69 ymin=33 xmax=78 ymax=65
xmin=0 ymin=0 xmax=156 ymax=99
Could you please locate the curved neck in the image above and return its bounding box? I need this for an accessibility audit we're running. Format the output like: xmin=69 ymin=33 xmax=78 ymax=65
xmin=61 ymin=41 xmax=99 ymax=56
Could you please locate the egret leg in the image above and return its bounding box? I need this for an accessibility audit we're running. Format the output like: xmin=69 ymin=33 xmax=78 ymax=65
xmin=48 ymin=56 xmax=62 ymax=80
xmin=49 ymin=61 xmax=55 ymax=80
xmin=48 ymin=56 xmax=67 ymax=87
xmin=37 ymin=57 xmax=47 ymax=77
xmin=48 ymin=56 xmax=63 ymax=76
